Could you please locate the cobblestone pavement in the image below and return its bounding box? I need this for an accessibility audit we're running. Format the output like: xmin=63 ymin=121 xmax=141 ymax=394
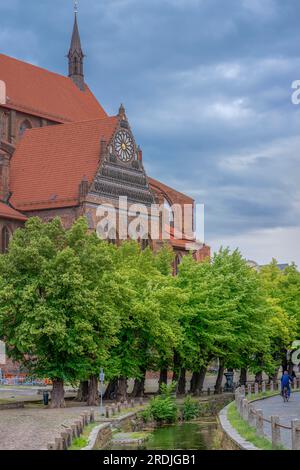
xmin=0 ymin=405 xmax=100 ymax=450
xmin=251 ymin=392 xmax=300 ymax=449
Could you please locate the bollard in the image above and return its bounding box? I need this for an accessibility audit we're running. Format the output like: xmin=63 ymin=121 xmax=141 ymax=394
xmin=207 ymin=387 xmax=211 ymax=396
xmin=271 ymin=416 xmax=281 ymax=449
xmin=270 ymin=381 xmax=274 ymax=392
xmin=256 ymin=409 xmax=264 ymax=437
xmin=75 ymin=420 xmax=82 ymax=436
xmin=139 ymin=397 xmax=143 ymax=406
xmin=248 ymin=405 xmax=256 ymax=427
xmin=54 ymin=437 xmax=63 ymax=450
xmin=71 ymin=423 xmax=78 ymax=438
xmin=61 ymin=432 xmax=68 ymax=450
xmin=293 ymin=379 xmax=297 ymax=391
xmin=277 ymin=380 xmax=281 ymax=391
xmin=247 ymin=383 xmax=252 ymax=396
xmin=254 ymin=383 xmax=259 ymax=395
xmin=112 ymin=404 xmax=116 ymax=416
xmin=130 ymin=399 xmax=135 ymax=408
xmin=238 ymin=395 xmax=243 ymax=416
xmin=242 ymin=399 xmax=249 ymax=421
xmin=65 ymin=428 xmax=73 ymax=446
xmin=241 ymin=385 xmax=245 ymax=396
xmin=90 ymin=409 xmax=95 ymax=423
xmin=262 ymin=382 xmax=266 ymax=394
xmin=82 ymin=411 xmax=89 ymax=425
xmin=292 ymin=419 xmax=300 ymax=450
xmin=105 ymin=406 xmax=110 ymax=418
xmin=117 ymin=402 xmax=121 ymax=413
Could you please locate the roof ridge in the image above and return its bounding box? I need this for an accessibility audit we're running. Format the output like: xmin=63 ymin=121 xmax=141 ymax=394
xmin=0 ymin=52 xmax=78 ymax=84
xmin=22 ymin=115 xmax=118 ymax=134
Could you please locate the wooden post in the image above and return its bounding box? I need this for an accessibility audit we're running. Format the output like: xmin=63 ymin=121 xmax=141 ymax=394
xmin=65 ymin=428 xmax=73 ymax=446
xmin=112 ymin=404 xmax=116 ymax=416
xmin=75 ymin=420 xmax=82 ymax=435
xmin=270 ymin=381 xmax=274 ymax=392
xmin=71 ymin=423 xmax=78 ymax=438
xmin=105 ymin=406 xmax=110 ymax=418
xmin=248 ymin=405 xmax=255 ymax=427
xmin=292 ymin=419 xmax=300 ymax=450
xmin=247 ymin=383 xmax=252 ymax=396
xmin=262 ymin=381 xmax=266 ymax=394
xmin=207 ymin=387 xmax=211 ymax=396
xmin=242 ymin=399 xmax=249 ymax=421
xmin=254 ymin=383 xmax=259 ymax=395
xmin=139 ymin=397 xmax=143 ymax=406
xmin=256 ymin=409 xmax=264 ymax=437
xmin=61 ymin=432 xmax=68 ymax=450
xmin=117 ymin=402 xmax=121 ymax=413
xmin=130 ymin=399 xmax=135 ymax=408
xmin=293 ymin=379 xmax=297 ymax=391
xmin=241 ymin=385 xmax=245 ymax=396
xmin=54 ymin=437 xmax=63 ymax=450
xmin=277 ymin=380 xmax=281 ymax=391
xmin=90 ymin=409 xmax=95 ymax=423
xmin=271 ymin=416 xmax=281 ymax=449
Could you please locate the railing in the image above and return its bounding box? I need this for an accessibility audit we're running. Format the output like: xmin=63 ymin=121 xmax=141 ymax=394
xmin=235 ymin=379 xmax=300 ymax=450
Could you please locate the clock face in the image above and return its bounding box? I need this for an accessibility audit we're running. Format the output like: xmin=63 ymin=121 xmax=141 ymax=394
xmin=114 ymin=130 xmax=134 ymax=162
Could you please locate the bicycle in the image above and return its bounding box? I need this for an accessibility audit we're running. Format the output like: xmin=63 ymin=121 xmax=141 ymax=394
xmin=282 ymin=386 xmax=289 ymax=402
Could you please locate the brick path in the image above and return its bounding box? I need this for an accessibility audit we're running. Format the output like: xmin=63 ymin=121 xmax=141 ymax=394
xmin=0 ymin=406 xmax=100 ymax=450
xmin=251 ymin=392 xmax=300 ymax=449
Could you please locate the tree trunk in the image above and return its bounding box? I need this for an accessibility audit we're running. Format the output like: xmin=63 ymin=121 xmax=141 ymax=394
xmin=158 ymin=368 xmax=168 ymax=393
xmin=103 ymin=379 xmax=118 ymax=400
xmin=214 ymin=359 xmax=225 ymax=394
xmin=131 ymin=372 xmax=146 ymax=398
xmin=191 ymin=366 xmax=207 ymax=395
xmin=76 ymin=380 xmax=89 ymax=402
xmin=288 ymin=361 xmax=294 ymax=376
xmin=172 ymin=351 xmax=181 ymax=383
xmin=116 ymin=377 xmax=128 ymax=402
xmin=190 ymin=371 xmax=199 ymax=394
xmin=87 ymin=375 xmax=99 ymax=406
xmin=255 ymin=371 xmax=263 ymax=384
xmin=240 ymin=368 xmax=247 ymax=386
xmin=50 ymin=378 xmax=65 ymax=408
xmin=282 ymin=350 xmax=288 ymax=373
xmin=269 ymin=367 xmax=279 ymax=383
xmin=197 ymin=365 xmax=207 ymax=394
xmin=177 ymin=368 xmax=186 ymax=395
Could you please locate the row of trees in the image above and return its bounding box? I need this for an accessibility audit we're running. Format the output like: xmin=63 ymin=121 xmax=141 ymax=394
xmin=0 ymin=217 xmax=299 ymax=407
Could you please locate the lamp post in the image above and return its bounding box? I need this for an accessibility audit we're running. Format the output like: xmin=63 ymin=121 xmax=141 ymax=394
xmin=99 ymin=368 xmax=105 ymax=416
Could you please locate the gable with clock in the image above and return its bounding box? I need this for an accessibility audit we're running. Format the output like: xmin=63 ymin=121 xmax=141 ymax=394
xmin=90 ymin=106 xmax=155 ymax=206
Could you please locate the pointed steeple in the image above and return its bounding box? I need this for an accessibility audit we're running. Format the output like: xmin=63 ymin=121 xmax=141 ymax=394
xmin=68 ymin=7 xmax=85 ymax=91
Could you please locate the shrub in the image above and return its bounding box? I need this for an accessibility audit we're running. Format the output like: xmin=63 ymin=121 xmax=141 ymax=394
xmin=148 ymin=395 xmax=178 ymax=423
xmin=182 ymin=396 xmax=200 ymax=421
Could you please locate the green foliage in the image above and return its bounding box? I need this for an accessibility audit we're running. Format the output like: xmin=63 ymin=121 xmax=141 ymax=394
xmin=182 ymin=396 xmax=200 ymax=421
xmin=147 ymin=395 xmax=178 ymax=424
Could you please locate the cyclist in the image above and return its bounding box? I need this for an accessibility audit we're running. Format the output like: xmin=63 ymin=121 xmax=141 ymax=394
xmin=281 ymin=370 xmax=293 ymax=400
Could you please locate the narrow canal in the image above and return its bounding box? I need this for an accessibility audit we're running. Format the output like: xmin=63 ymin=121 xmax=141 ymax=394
xmin=110 ymin=420 xmax=218 ymax=450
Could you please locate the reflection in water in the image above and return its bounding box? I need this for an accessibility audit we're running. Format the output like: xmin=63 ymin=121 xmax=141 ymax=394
xmin=111 ymin=421 xmax=218 ymax=451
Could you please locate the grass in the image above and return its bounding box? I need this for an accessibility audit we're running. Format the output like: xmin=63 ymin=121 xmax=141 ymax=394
xmin=68 ymin=422 xmax=98 ymax=450
xmin=227 ymin=402 xmax=285 ymax=451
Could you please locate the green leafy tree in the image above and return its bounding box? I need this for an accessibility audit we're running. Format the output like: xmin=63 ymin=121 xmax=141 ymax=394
xmin=0 ymin=218 xmax=119 ymax=407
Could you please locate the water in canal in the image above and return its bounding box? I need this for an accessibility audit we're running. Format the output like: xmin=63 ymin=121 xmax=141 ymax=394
xmin=111 ymin=421 xmax=218 ymax=450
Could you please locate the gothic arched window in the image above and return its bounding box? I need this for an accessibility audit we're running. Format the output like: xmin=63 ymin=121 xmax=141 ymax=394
xmin=174 ymin=254 xmax=182 ymax=275
xmin=164 ymin=198 xmax=174 ymax=226
xmin=1 ymin=226 xmax=10 ymax=253
xmin=19 ymin=120 xmax=32 ymax=137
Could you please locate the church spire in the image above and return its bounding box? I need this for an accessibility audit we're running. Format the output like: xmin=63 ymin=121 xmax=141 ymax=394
xmin=68 ymin=3 xmax=85 ymax=91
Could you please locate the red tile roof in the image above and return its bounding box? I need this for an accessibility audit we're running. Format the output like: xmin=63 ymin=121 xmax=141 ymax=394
xmin=148 ymin=177 xmax=194 ymax=205
xmin=10 ymin=117 xmax=118 ymax=211
xmin=0 ymin=54 xmax=106 ymax=123
xmin=0 ymin=202 xmax=27 ymax=221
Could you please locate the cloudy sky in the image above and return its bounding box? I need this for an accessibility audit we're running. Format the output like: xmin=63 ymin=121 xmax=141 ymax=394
xmin=1 ymin=0 xmax=300 ymax=265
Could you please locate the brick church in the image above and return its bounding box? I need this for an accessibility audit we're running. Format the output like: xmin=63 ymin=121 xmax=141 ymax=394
xmin=0 ymin=10 xmax=210 ymax=281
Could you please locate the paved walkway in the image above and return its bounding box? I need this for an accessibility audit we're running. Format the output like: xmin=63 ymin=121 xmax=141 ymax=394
xmin=251 ymin=392 xmax=300 ymax=449
xmin=0 ymin=405 xmax=101 ymax=450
